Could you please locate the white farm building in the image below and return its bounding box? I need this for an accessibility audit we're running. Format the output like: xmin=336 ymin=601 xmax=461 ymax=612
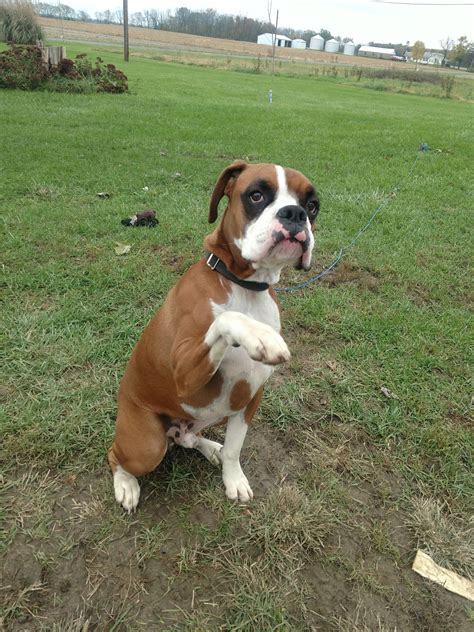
xmin=325 ymin=38 xmax=339 ymax=53
xmin=309 ymin=34 xmax=324 ymax=50
xmin=257 ymin=33 xmax=292 ymax=48
xmin=358 ymin=46 xmax=395 ymax=59
xmin=343 ymin=41 xmax=356 ymax=56
xmin=425 ymin=52 xmax=444 ymax=65
xmin=291 ymin=38 xmax=306 ymax=49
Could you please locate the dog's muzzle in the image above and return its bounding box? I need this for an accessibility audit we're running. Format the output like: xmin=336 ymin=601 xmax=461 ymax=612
xmin=271 ymin=205 xmax=310 ymax=255
xmin=276 ymin=205 xmax=308 ymax=240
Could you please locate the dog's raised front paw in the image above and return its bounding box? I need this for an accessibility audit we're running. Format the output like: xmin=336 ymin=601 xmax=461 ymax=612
xmin=244 ymin=327 xmax=290 ymax=365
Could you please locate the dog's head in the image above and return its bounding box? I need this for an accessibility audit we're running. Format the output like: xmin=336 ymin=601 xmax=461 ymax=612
xmin=205 ymin=161 xmax=319 ymax=280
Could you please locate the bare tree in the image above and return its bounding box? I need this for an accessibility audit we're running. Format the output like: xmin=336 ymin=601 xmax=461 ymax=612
xmin=267 ymin=0 xmax=278 ymax=88
xmin=130 ymin=12 xmax=145 ymax=27
xmin=440 ymin=36 xmax=454 ymax=65
xmin=150 ymin=9 xmax=160 ymax=29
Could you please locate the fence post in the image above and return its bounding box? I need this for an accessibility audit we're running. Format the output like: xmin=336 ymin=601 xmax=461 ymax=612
xmin=41 ymin=46 xmax=66 ymax=70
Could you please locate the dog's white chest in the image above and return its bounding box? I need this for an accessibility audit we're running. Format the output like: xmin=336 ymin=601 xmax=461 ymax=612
xmin=182 ymin=286 xmax=280 ymax=424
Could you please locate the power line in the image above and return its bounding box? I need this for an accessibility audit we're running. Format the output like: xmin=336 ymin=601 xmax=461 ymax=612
xmin=373 ymin=1 xmax=474 ymax=5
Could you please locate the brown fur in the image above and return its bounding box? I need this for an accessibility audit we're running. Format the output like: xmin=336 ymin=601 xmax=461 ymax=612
xmin=109 ymin=161 xmax=316 ymax=481
xmin=109 ymin=261 xmax=249 ymax=476
xmin=229 ymin=380 xmax=252 ymax=411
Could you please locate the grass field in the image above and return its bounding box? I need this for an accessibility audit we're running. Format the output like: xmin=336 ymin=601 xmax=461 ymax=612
xmin=1 ymin=41 xmax=473 ymax=630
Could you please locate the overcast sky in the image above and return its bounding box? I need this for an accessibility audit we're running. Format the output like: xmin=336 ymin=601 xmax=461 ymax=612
xmin=64 ymin=0 xmax=473 ymax=48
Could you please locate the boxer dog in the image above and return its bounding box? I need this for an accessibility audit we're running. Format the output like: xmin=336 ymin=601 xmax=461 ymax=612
xmin=109 ymin=161 xmax=320 ymax=512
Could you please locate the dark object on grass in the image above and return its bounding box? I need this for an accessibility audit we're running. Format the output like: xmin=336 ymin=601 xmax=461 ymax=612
xmin=419 ymin=143 xmax=429 ymax=152
xmin=122 ymin=210 xmax=159 ymax=228
xmin=97 ymin=192 xmax=111 ymax=199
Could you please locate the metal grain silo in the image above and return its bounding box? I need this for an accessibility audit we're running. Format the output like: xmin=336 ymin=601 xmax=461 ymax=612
xmin=309 ymin=34 xmax=324 ymax=51
xmin=292 ymin=38 xmax=306 ymax=49
xmin=325 ymin=38 xmax=339 ymax=53
xmin=343 ymin=41 xmax=356 ymax=56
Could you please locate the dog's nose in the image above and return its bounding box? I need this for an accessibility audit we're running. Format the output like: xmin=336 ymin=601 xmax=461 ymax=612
xmin=277 ymin=205 xmax=307 ymax=224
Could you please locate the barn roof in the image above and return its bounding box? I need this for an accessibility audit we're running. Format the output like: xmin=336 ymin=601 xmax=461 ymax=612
xmin=359 ymin=46 xmax=396 ymax=55
xmin=258 ymin=32 xmax=292 ymax=41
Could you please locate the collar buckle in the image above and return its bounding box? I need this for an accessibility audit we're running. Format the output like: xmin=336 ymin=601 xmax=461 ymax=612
xmin=206 ymin=253 xmax=220 ymax=270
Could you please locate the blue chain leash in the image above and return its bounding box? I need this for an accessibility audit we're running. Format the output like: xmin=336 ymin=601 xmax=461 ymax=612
xmin=274 ymin=144 xmax=429 ymax=293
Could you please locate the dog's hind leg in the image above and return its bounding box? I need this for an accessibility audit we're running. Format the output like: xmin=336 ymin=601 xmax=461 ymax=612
xmin=195 ymin=437 xmax=223 ymax=466
xmin=166 ymin=423 xmax=222 ymax=466
xmin=108 ymin=396 xmax=168 ymax=513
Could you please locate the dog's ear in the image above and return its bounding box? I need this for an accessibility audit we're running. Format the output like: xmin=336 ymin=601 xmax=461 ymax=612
xmin=209 ymin=160 xmax=247 ymax=223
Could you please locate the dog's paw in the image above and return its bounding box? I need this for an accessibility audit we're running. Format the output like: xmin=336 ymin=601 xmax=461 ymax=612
xmin=197 ymin=438 xmax=223 ymax=466
xmin=114 ymin=466 xmax=140 ymax=513
xmin=243 ymin=326 xmax=290 ymax=365
xmin=223 ymin=465 xmax=254 ymax=503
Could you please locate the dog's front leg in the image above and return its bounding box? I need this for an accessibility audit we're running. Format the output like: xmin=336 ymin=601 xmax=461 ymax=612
xmin=206 ymin=311 xmax=290 ymax=366
xmin=221 ymin=411 xmax=253 ymax=502
xmin=172 ymin=311 xmax=289 ymax=398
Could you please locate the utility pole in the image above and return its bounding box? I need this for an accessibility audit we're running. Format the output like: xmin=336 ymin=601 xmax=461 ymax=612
xmin=268 ymin=2 xmax=278 ymax=103
xmin=272 ymin=10 xmax=279 ymax=79
xmin=123 ymin=0 xmax=129 ymax=62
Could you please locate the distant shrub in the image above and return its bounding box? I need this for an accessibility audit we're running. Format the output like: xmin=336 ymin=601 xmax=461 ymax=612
xmin=350 ymin=64 xmax=450 ymax=86
xmin=0 ymin=44 xmax=46 ymax=89
xmin=0 ymin=0 xmax=43 ymax=44
xmin=252 ymin=54 xmax=262 ymax=74
xmin=66 ymin=54 xmax=129 ymax=93
xmin=0 ymin=45 xmax=128 ymax=93
xmin=441 ymin=75 xmax=455 ymax=98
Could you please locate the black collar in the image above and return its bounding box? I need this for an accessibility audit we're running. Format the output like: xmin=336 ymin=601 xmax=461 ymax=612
xmin=205 ymin=253 xmax=270 ymax=292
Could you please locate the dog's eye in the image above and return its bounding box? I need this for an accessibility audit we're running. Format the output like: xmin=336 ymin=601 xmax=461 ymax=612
xmin=250 ymin=191 xmax=263 ymax=203
xmin=307 ymin=201 xmax=317 ymax=215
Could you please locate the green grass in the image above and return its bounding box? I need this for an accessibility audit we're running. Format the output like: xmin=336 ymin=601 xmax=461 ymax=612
xmin=1 ymin=42 xmax=473 ymax=630
xmin=44 ymin=39 xmax=474 ymax=101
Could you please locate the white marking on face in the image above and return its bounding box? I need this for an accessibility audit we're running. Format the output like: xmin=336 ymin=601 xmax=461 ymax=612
xmin=275 ymin=165 xmax=289 ymax=198
xmin=238 ymin=165 xmax=314 ymax=278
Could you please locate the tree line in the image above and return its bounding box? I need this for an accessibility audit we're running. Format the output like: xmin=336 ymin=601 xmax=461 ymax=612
xmin=35 ymin=3 xmax=472 ymax=68
xmin=34 ymin=3 xmax=348 ymax=45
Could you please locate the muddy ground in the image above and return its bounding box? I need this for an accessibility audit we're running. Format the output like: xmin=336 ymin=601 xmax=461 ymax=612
xmin=2 ymin=415 xmax=471 ymax=630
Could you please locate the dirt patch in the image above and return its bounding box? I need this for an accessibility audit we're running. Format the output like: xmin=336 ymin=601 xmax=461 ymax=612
xmin=405 ymin=281 xmax=437 ymax=306
xmin=447 ymin=410 xmax=473 ymax=429
xmin=296 ymin=421 xmax=471 ymax=631
xmin=2 ymin=423 xmax=471 ymax=630
xmin=150 ymin=243 xmax=188 ymax=273
xmin=321 ymin=261 xmax=380 ymax=292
